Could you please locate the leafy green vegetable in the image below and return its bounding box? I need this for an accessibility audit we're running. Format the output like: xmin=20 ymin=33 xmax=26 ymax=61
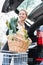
xmin=6 ymin=17 xmax=18 ymax=34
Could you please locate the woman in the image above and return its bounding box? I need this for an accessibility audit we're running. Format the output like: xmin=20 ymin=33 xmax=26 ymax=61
xmin=17 ymin=9 xmax=32 ymax=43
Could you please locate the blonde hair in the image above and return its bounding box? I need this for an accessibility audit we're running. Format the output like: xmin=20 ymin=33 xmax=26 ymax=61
xmin=19 ymin=9 xmax=28 ymax=16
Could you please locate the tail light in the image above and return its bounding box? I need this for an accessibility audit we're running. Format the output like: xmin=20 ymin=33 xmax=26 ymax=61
xmin=37 ymin=26 xmax=43 ymax=46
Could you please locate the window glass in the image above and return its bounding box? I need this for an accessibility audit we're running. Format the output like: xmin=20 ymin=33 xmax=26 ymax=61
xmin=17 ymin=0 xmax=42 ymax=15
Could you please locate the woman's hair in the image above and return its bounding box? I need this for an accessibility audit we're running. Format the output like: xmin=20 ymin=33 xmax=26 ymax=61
xmin=19 ymin=9 xmax=28 ymax=16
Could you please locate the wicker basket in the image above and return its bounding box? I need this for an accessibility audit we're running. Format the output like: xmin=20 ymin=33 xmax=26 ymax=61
xmin=7 ymin=34 xmax=29 ymax=52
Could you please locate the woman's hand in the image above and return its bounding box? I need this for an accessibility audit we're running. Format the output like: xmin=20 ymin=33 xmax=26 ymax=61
xmin=28 ymin=37 xmax=32 ymax=45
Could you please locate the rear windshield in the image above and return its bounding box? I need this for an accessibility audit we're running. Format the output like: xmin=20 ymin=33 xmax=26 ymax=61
xmin=17 ymin=0 xmax=42 ymax=15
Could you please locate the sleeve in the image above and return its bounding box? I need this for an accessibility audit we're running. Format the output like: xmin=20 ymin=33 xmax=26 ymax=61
xmin=25 ymin=22 xmax=37 ymax=42
xmin=6 ymin=29 xmax=9 ymax=35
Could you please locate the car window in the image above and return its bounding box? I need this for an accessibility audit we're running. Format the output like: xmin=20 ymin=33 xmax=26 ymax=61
xmin=17 ymin=0 xmax=42 ymax=15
